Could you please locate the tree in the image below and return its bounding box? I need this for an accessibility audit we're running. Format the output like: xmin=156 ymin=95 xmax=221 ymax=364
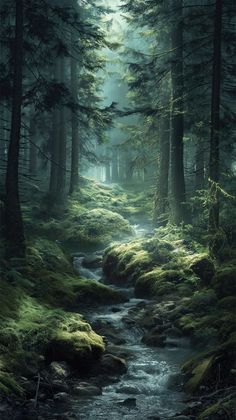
xmin=169 ymin=0 xmax=188 ymax=224
xmin=5 ymin=0 xmax=25 ymax=258
xmin=208 ymin=0 xmax=223 ymax=231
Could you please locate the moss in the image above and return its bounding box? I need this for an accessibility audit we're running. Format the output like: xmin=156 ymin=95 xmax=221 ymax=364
xmin=184 ymin=356 xmax=215 ymax=393
xmin=26 ymin=238 xmax=73 ymax=274
xmin=211 ymin=267 xmax=236 ymax=297
xmin=197 ymin=399 xmax=236 ymax=420
xmin=135 ymin=268 xmax=184 ymax=298
xmin=185 ymin=253 xmax=215 ymax=285
xmin=31 ymin=271 xmax=126 ymax=307
xmin=0 ymin=371 xmax=23 ymax=397
xmin=103 ymin=236 xmax=175 ymax=286
xmin=0 ymin=294 xmax=104 ymax=375
xmin=218 ymin=296 xmax=236 ymax=310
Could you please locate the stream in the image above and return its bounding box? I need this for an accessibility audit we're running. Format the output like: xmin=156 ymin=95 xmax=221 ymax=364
xmin=63 ymin=225 xmax=193 ymax=420
xmin=9 ymin=225 xmax=193 ymax=420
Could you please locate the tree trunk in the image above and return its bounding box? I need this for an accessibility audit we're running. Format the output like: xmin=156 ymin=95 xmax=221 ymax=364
xmin=29 ymin=113 xmax=37 ymax=176
xmin=5 ymin=0 xmax=25 ymax=258
xmin=208 ymin=0 xmax=222 ymax=231
xmin=56 ymin=56 xmax=67 ymax=199
xmin=195 ymin=137 xmax=205 ymax=190
xmin=111 ymin=148 xmax=119 ymax=182
xmin=69 ymin=31 xmax=79 ymax=194
xmin=170 ymin=0 xmax=188 ymax=224
xmin=154 ymin=113 xmax=170 ymax=223
xmin=49 ymin=59 xmax=60 ymax=195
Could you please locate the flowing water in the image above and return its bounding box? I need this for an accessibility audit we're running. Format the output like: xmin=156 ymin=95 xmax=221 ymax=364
xmin=66 ymin=225 xmax=193 ymax=420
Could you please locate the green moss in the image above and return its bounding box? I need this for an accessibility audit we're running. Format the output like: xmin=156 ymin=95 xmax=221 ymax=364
xmin=197 ymin=399 xmax=236 ymax=420
xmin=26 ymin=238 xmax=73 ymax=274
xmin=0 ymin=371 xmax=23 ymax=397
xmin=184 ymin=253 xmax=215 ymax=284
xmin=184 ymin=356 xmax=215 ymax=393
xmin=211 ymin=267 xmax=236 ymax=297
xmin=135 ymin=268 xmax=184 ymax=298
xmin=103 ymin=236 xmax=175 ymax=286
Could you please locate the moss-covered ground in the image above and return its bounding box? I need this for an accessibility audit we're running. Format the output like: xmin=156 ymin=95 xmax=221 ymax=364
xmin=0 ymin=178 xmax=151 ymax=397
xmin=103 ymin=223 xmax=236 ymax=418
xmin=0 ymin=178 xmax=235 ymax=418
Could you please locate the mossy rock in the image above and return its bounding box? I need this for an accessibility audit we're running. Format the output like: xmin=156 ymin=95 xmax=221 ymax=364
xmin=32 ymin=271 xmax=127 ymax=307
xmin=184 ymin=355 xmax=215 ymax=393
xmin=186 ymin=253 xmax=215 ymax=285
xmin=103 ymin=236 xmax=175 ymax=286
xmin=211 ymin=267 xmax=236 ymax=297
xmin=46 ymin=317 xmax=104 ymax=371
xmin=197 ymin=398 xmax=236 ymax=419
xmin=189 ymin=289 xmax=218 ymax=314
xmin=73 ymin=208 xmax=134 ymax=246
xmin=0 ymin=291 xmax=104 ymax=378
xmin=218 ymin=296 xmax=236 ymax=310
xmin=135 ymin=269 xmax=184 ymax=298
xmin=183 ymin=334 xmax=236 ymax=393
xmin=26 ymin=238 xmax=72 ymax=274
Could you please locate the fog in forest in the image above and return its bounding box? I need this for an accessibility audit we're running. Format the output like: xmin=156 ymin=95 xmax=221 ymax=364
xmin=0 ymin=1 xmax=235 ymax=419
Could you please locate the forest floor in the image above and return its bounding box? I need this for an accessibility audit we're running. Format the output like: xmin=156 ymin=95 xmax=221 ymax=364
xmin=0 ymin=178 xmax=235 ymax=419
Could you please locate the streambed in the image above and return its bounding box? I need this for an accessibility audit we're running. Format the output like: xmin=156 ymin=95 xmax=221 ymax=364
xmin=64 ymin=226 xmax=194 ymax=420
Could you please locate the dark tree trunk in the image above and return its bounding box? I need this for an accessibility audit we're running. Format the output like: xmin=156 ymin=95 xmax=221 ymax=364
xmin=154 ymin=113 xmax=170 ymax=224
xmin=195 ymin=137 xmax=205 ymax=191
xmin=5 ymin=0 xmax=25 ymax=258
xmin=170 ymin=0 xmax=188 ymax=224
xmin=69 ymin=31 xmax=79 ymax=195
xmin=208 ymin=0 xmax=222 ymax=231
xmin=49 ymin=59 xmax=60 ymax=195
xmin=29 ymin=114 xmax=37 ymax=176
xmin=56 ymin=56 xmax=67 ymax=199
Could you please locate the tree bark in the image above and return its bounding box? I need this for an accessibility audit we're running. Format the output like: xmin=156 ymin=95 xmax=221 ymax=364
xmin=208 ymin=0 xmax=222 ymax=231
xmin=56 ymin=56 xmax=67 ymax=199
xmin=49 ymin=58 xmax=60 ymax=195
xmin=154 ymin=113 xmax=170 ymax=223
xmin=170 ymin=0 xmax=188 ymax=224
xmin=69 ymin=31 xmax=79 ymax=194
xmin=195 ymin=137 xmax=205 ymax=191
xmin=29 ymin=113 xmax=37 ymax=176
xmin=5 ymin=0 xmax=25 ymax=258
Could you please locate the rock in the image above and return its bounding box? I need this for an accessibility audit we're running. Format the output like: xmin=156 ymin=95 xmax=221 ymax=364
xmin=118 ymin=397 xmax=136 ymax=407
xmin=138 ymin=315 xmax=156 ymax=329
xmin=165 ymin=327 xmax=183 ymax=338
xmin=211 ymin=267 xmax=236 ymax=297
xmin=50 ymin=361 xmax=70 ymax=379
xmin=188 ymin=254 xmax=215 ymax=284
xmin=116 ymin=385 xmax=139 ymax=394
xmin=53 ymin=392 xmax=69 ymax=402
xmin=142 ymin=332 xmax=166 ymax=347
xmin=111 ymin=307 xmax=121 ymax=313
xmin=73 ymin=385 xmax=102 ymax=396
xmin=105 ymin=344 xmax=134 ymax=359
xmin=99 ymin=354 xmax=127 ymax=375
xmin=82 ymin=255 xmax=102 ymax=268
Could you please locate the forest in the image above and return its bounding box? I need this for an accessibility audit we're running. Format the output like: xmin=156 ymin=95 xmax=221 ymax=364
xmin=0 ymin=0 xmax=235 ymax=419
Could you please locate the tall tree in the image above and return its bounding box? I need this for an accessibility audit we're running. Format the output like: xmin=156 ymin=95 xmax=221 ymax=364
xmin=170 ymin=0 xmax=188 ymax=224
xmin=208 ymin=0 xmax=223 ymax=231
xmin=5 ymin=0 xmax=25 ymax=258
xmin=69 ymin=29 xmax=79 ymax=194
